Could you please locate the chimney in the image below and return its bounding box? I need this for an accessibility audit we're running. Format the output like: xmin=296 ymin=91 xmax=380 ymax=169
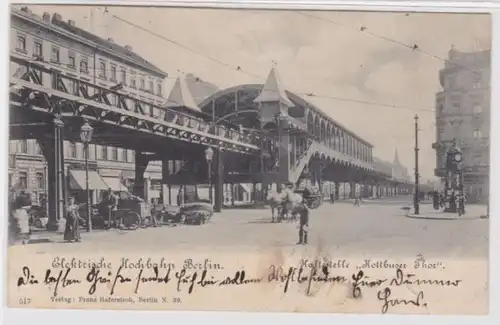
xmin=20 ymin=7 xmax=32 ymax=14
xmin=42 ymin=12 xmax=50 ymax=22
xmin=52 ymin=13 xmax=62 ymax=23
xmin=107 ymin=38 xmax=114 ymax=43
xmin=125 ymin=45 xmax=133 ymax=51
xmin=68 ymin=20 xmax=75 ymax=27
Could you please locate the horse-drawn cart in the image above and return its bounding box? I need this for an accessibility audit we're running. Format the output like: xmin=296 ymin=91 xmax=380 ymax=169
xmin=79 ymin=192 xmax=161 ymax=230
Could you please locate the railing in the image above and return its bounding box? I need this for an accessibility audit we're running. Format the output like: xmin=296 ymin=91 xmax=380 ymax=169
xmin=291 ymin=139 xmax=316 ymax=184
xmin=10 ymin=54 xmax=265 ymax=151
xmin=314 ymin=142 xmax=373 ymax=170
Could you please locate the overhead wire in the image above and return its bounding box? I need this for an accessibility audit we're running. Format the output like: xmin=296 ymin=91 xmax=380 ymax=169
xmin=294 ymin=11 xmax=485 ymax=76
xmin=108 ymin=11 xmax=439 ymax=114
xmin=36 ymin=8 xmax=487 ymax=152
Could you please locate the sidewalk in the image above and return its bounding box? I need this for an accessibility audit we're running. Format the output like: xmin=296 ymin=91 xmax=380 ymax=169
xmin=406 ymin=204 xmax=488 ymax=220
xmin=22 ymin=227 xmax=132 ymax=244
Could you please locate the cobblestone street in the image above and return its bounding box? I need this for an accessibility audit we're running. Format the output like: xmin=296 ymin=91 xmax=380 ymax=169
xmin=19 ymin=199 xmax=489 ymax=259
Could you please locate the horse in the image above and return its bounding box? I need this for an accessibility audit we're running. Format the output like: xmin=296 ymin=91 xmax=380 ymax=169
xmin=267 ymin=190 xmax=305 ymax=222
xmin=266 ymin=190 xmax=286 ymax=223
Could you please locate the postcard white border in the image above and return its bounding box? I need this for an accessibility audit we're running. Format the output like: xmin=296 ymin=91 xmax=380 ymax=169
xmin=1 ymin=0 xmax=498 ymax=324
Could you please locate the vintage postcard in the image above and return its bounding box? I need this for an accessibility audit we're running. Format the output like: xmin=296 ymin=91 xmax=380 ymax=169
xmin=6 ymin=3 xmax=491 ymax=315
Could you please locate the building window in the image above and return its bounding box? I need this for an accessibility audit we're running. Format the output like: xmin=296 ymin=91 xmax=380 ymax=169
xmin=452 ymin=102 xmax=460 ymax=110
xmin=149 ymin=81 xmax=154 ymax=93
xmin=19 ymin=140 xmax=28 ymax=153
xmin=34 ymin=141 xmax=42 ymax=155
xmin=140 ymin=78 xmax=145 ymax=90
xmin=149 ymin=104 xmax=154 ymax=117
xmin=69 ymin=142 xmax=77 ymax=158
xmin=111 ymin=147 xmax=118 ymax=161
xmin=121 ymin=68 xmax=127 ymax=85
xmin=472 ymin=73 xmax=482 ymax=88
xmin=130 ymin=71 xmax=137 ymax=88
xmin=18 ymin=172 xmax=28 ymax=189
xmin=68 ymin=51 xmax=76 ymax=68
xmin=110 ymin=65 xmax=117 ymax=81
xmin=473 ymin=104 xmax=482 ymax=114
xmin=16 ymin=34 xmax=26 ymax=52
xmin=36 ymin=172 xmax=45 ymax=189
xmin=33 ymin=41 xmax=43 ymax=58
xmin=473 ymin=153 xmax=482 ymax=166
xmin=99 ymin=61 xmax=106 ymax=79
xmin=157 ymin=83 xmax=162 ymax=96
xmin=101 ymin=146 xmax=108 ymax=160
xmin=473 ymin=128 xmax=482 ymax=139
xmin=80 ymin=60 xmax=88 ymax=73
xmin=130 ymin=152 xmax=135 ymax=163
xmin=51 ymin=46 xmax=60 ymax=63
xmin=124 ymin=150 xmax=130 ymax=163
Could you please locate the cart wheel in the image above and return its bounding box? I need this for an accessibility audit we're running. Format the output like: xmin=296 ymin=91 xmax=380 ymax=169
xmin=33 ymin=218 xmax=43 ymax=229
xmin=123 ymin=212 xmax=140 ymax=230
xmin=140 ymin=216 xmax=152 ymax=228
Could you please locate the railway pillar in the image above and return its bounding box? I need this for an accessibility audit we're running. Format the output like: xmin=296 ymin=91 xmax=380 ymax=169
xmin=134 ymin=152 xmax=151 ymax=201
xmin=349 ymin=181 xmax=356 ymax=199
xmin=214 ymin=148 xmax=225 ymax=212
xmin=161 ymin=160 xmax=170 ymax=204
xmin=39 ymin=116 xmax=66 ymax=232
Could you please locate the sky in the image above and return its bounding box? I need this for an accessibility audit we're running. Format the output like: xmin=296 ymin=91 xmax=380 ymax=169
xmin=19 ymin=5 xmax=491 ymax=181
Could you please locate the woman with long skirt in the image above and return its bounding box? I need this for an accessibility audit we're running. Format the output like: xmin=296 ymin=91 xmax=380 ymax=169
xmin=64 ymin=197 xmax=81 ymax=243
xmin=12 ymin=192 xmax=32 ymax=245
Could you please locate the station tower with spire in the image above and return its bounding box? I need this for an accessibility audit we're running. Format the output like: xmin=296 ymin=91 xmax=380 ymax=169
xmin=253 ymin=64 xmax=295 ymax=186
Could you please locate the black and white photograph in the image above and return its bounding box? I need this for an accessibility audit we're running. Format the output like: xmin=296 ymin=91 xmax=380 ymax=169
xmin=5 ymin=2 xmax=492 ymax=315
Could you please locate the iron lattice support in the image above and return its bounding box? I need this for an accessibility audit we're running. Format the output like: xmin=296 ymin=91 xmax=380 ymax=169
xmin=9 ymin=54 xmax=265 ymax=155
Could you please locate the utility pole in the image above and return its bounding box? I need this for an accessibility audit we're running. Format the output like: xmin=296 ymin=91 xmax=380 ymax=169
xmin=414 ymin=115 xmax=420 ymax=215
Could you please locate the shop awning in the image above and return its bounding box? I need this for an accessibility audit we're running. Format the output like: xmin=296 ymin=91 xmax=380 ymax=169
xmin=103 ymin=177 xmax=128 ymax=192
xmin=68 ymin=170 xmax=110 ymax=191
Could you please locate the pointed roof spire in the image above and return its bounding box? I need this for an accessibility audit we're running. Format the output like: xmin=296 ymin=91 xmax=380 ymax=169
xmin=394 ymin=147 xmax=401 ymax=165
xmin=253 ymin=63 xmax=294 ymax=107
xmin=165 ymin=71 xmax=201 ymax=113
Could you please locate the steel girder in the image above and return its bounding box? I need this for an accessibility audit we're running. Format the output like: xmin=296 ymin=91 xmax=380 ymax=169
xmin=9 ymin=55 xmax=266 ymax=155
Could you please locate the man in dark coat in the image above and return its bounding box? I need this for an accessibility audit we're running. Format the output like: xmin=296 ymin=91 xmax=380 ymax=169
xmin=297 ymin=186 xmax=312 ymax=245
xmin=104 ymin=188 xmax=119 ymax=229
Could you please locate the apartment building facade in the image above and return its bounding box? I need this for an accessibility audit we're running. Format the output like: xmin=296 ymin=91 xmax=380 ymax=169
xmin=432 ymin=46 xmax=491 ymax=203
xmin=9 ymin=7 xmax=171 ymax=204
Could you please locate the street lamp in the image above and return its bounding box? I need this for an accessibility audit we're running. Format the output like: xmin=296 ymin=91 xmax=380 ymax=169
xmin=80 ymin=119 xmax=93 ymax=232
xmin=205 ymin=146 xmax=214 ymax=204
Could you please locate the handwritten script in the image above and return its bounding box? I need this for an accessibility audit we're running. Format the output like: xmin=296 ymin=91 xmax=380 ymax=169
xmin=16 ymin=262 xmax=462 ymax=313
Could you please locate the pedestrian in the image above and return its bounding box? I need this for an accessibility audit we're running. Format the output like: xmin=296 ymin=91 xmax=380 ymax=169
xmin=354 ymin=196 xmax=360 ymax=207
xmin=12 ymin=191 xmax=32 ymax=245
xmin=104 ymin=188 xmax=119 ymax=229
xmin=297 ymin=186 xmax=312 ymax=245
xmin=64 ymin=196 xmax=81 ymax=243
